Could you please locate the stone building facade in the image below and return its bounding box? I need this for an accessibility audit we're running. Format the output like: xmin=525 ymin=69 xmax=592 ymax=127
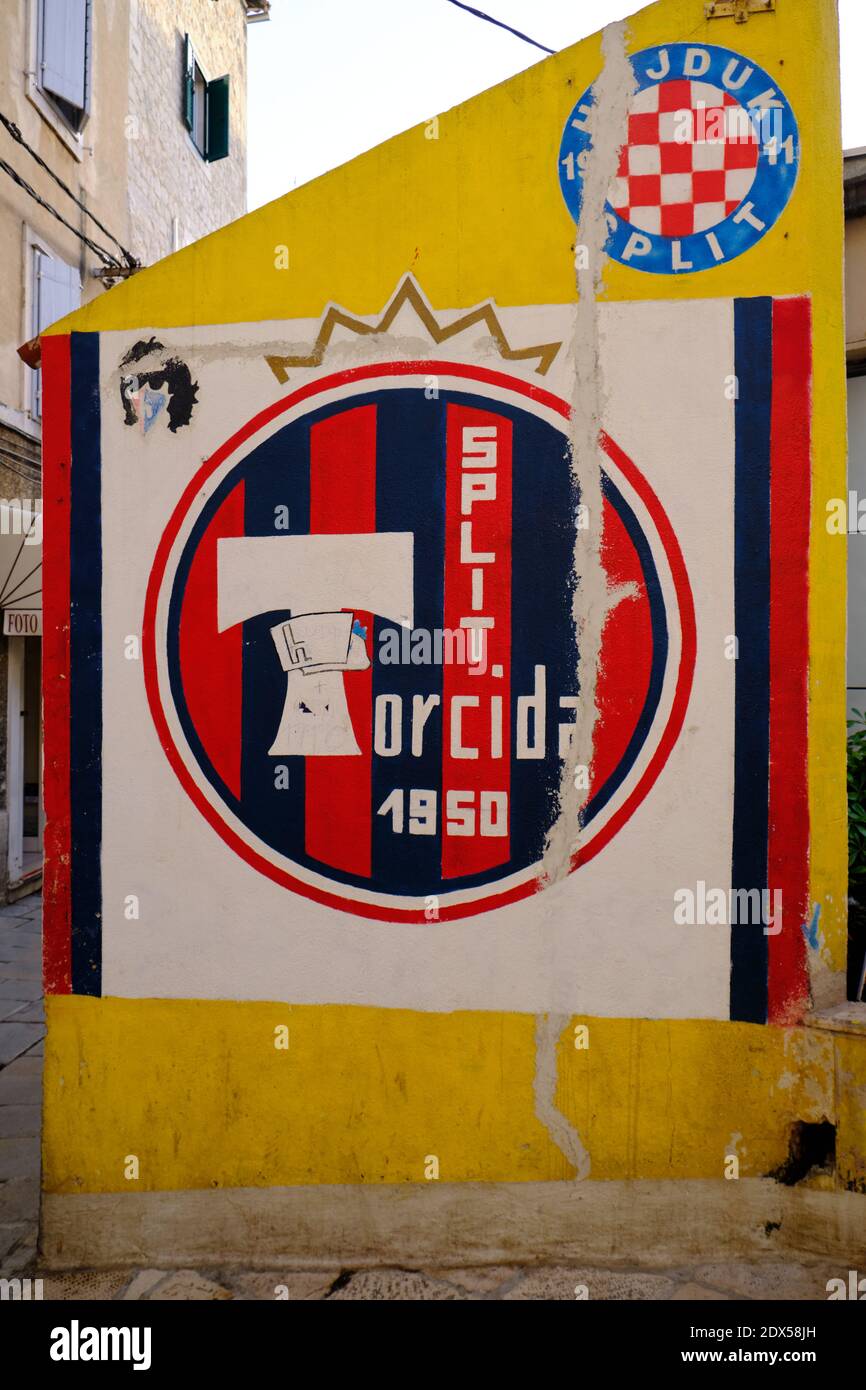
xmin=128 ymin=0 xmax=250 ymax=264
xmin=0 ymin=0 xmax=264 ymax=902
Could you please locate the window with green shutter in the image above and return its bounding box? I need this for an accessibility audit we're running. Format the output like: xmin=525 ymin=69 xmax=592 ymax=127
xmin=206 ymin=76 xmax=230 ymax=162
xmin=182 ymin=34 xmax=230 ymax=163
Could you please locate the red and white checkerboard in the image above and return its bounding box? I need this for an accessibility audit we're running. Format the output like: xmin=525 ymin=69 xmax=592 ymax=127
xmin=608 ymin=79 xmax=760 ymax=238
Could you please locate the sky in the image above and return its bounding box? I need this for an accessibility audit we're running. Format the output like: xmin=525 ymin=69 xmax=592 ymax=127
xmin=247 ymin=0 xmax=866 ymax=210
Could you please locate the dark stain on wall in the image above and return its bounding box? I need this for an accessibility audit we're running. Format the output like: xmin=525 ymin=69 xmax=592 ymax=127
xmin=119 ymin=338 xmax=199 ymax=433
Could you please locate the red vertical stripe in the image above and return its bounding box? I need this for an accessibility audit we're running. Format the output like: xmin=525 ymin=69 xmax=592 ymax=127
xmin=42 ymin=334 xmax=72 ymax=995
xmin=592 ymin=499 xmax=654 ymax=801
xmin=179 ymin=483 xmax=245 ymax=799
xmin=768 ymin=297 xmax=812 ymax=1023
xmin=442 ymin=405 xmax=511 ymax=878
xmin=305 ymin=406 xmax=376 ymax=877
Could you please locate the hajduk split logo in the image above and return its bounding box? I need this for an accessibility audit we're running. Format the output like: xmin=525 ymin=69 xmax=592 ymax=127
xmin=144 ymin=362 xmax=695 ymax=921
xmin=559 ymin=43 xmax=800 ymax=274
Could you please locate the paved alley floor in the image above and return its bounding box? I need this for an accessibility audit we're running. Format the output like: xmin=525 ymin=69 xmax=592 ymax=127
xmin=0 ymin=889 xmax=43 ymax=1279
xmin=26 ymin=1260 xmax=849 ymax=1300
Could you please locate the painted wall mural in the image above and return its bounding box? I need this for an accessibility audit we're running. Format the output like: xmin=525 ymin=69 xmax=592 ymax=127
xmin=559 ymin=42 xmax=800 ymax=274
xmin=38 ymin=0 xmax=856 ymax=1239
xmin=46 ymin=282 xmax=810 ymax=1022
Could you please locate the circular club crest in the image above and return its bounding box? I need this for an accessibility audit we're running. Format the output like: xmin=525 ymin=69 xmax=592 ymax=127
xmin=559 ymin=42 xmax=800 ymax=274
xmin=144 ymin=362 xmax=695 ymax=922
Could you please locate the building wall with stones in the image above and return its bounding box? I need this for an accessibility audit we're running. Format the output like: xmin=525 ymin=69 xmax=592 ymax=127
xmin=0 ymin=0 xmax=257 ymax=904
xmin=128 ymin=0 xmax=249 ymax=267
xmin=0 ymin=0 xmax=133 ymax=429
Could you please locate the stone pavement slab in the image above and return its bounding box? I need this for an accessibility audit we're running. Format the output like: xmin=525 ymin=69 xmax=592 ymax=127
xmin=0 ymin=1104 xmax=39 ymax=1138
xmin=0 ymin=1136 xmax=40 ymax=1180
xmin=0 ymin=941 xmax=41 ymax=961
xmin=0 ymin=978 xmax=40 ymax=1001
xmin=503 ymin=1268 xmax=680 ymax=1300
xmin=691 ymin=1261 xmax=841 ymax=1300
xmin=0 ymin=893 xmax=42 ymax=1279
xmin=0 ymin=1022 xmax=44 ymax=1065
xmin=428 ymin=1265 xmax=520 ymax=1295
xmin=0 ymin=1221 xmax=31 ymax=1259
xmin=0 ymin=1056 xmax=42 ymax=1105
xmin=671 ymin=1283 xmax=732 ymax=1300
xmin=25 ymin=1258 xmax=857 ymax=1300
xmin=0 ymin=967 xmax=41 ymax=989
xmin=328 ymin=1270 xmax=462 ymax=1300
xmin=0 ymin=1000 xmax=31 ymax=1021
xmin=4 ymin=1001 xmax=44 ymax=1024
xmin=143 ymin=1271 xmax=233 ymax=1301
xmin=120 ymin=1271 xmax=173 ymax=1301
xmin=0 ymin=899 xmax=42 ymax=918
xmin=42 ymin=1271 xmax=133 ymax=1301
xmin=0 ymin=1177 xmax=39 ymax=1223
xmin=226 ymin=1270 xmax=340 ymax=1300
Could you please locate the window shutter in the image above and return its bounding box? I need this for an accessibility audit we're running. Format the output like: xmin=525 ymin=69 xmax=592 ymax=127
xmin=32 ymin=250 xmax=81 ymax=418
xmin=40 ymin=0 xmax=88 ymax=110
xmin=35 ymin=251 xmax=81 ymax=336
xmin=206 ymin=75 xmax=230 ymax=162
xmin=182 ymin=34 xmax=195 ymax=131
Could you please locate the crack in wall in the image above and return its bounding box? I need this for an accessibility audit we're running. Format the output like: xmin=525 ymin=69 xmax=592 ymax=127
xmin=533 ymin=1013 xmax=591 ymax=1180
xmin=541 ymin=20 xmax=635 ymax=888
xmin=533 ymin=20 xmax=634 ymax=1180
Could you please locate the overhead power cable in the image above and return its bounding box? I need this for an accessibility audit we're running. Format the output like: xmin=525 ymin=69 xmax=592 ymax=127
xmin=442 ymin=0 xmax=555 ymax=55
xmin=0 ymin=438 xmax=41 ymax=471
xmin=0 ymin=453 xmax=44 ymax=486
xmin=0 ymin=109 xmax=139 ymax=269
xmin=0 ymin=155 xmax=121 ymax=269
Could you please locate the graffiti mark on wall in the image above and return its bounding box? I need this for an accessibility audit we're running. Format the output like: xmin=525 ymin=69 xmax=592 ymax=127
xmin=119 ymin=338 xmax=199 ymax=433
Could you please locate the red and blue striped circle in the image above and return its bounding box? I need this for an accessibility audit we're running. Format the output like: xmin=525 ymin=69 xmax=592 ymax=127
xmin=144 ymin=363 xmax=695 ymax=921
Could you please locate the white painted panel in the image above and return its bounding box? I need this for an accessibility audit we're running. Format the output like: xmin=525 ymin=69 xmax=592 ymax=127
xmin=97 ymin=300 xmax=736 ymax=1017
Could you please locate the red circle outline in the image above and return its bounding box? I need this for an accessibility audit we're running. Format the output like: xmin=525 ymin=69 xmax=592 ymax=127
xmin=143 ymin=361 xmax=696 ymax=922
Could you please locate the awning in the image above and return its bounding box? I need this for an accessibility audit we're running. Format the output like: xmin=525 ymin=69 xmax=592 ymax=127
xmin=0 ymin=503 xmax=42 ymax=632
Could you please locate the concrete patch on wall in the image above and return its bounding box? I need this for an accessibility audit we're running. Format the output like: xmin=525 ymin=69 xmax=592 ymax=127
xmin=533 ymin=1014 xmax=591 ymax=1179
xmin=544 ymin=19 xmax=635 ymax=889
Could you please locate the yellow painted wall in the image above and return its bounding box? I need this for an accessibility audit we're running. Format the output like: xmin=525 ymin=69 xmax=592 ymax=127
xmin=42 ymin=0 xmax=855 ymax=1200
xmin=44 ymin=997 xmax=837 ymax=1192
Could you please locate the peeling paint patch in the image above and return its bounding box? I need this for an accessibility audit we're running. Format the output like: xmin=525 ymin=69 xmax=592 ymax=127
xmin=118 ymin=339 xmax=198 ymax=433
xmin=803 ymin=904 xmax=821 ymax=951
xmin=803 ymin=902 xmax=847 ymax=1011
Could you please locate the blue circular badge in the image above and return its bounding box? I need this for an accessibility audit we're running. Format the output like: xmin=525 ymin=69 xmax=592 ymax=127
xmin=559 ymin=43 xmax=800 ymax=274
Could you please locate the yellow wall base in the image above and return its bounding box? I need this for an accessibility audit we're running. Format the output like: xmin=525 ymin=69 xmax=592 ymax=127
xmin=43 ymin=996 xmax=863 ymax=1194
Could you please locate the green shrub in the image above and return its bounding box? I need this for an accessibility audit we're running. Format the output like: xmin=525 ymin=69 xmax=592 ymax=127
xmin=848 ymin=709 xmax=866 ymax=898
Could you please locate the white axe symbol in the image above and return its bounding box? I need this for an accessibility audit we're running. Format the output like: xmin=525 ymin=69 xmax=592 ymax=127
xmin=217 ymin=534 xmax=414 ymax=757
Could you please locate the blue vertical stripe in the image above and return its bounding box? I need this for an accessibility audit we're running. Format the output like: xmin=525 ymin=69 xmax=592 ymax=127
xmin=509 ymin=408 xmax=576 ymax=870
xmin=372 ymin=389 xmax=446 ymax=893
xmin=730 ymin=298 xmax=772 ymax=1023
xmin=69 ymin=333 xmax=102 ymax=995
